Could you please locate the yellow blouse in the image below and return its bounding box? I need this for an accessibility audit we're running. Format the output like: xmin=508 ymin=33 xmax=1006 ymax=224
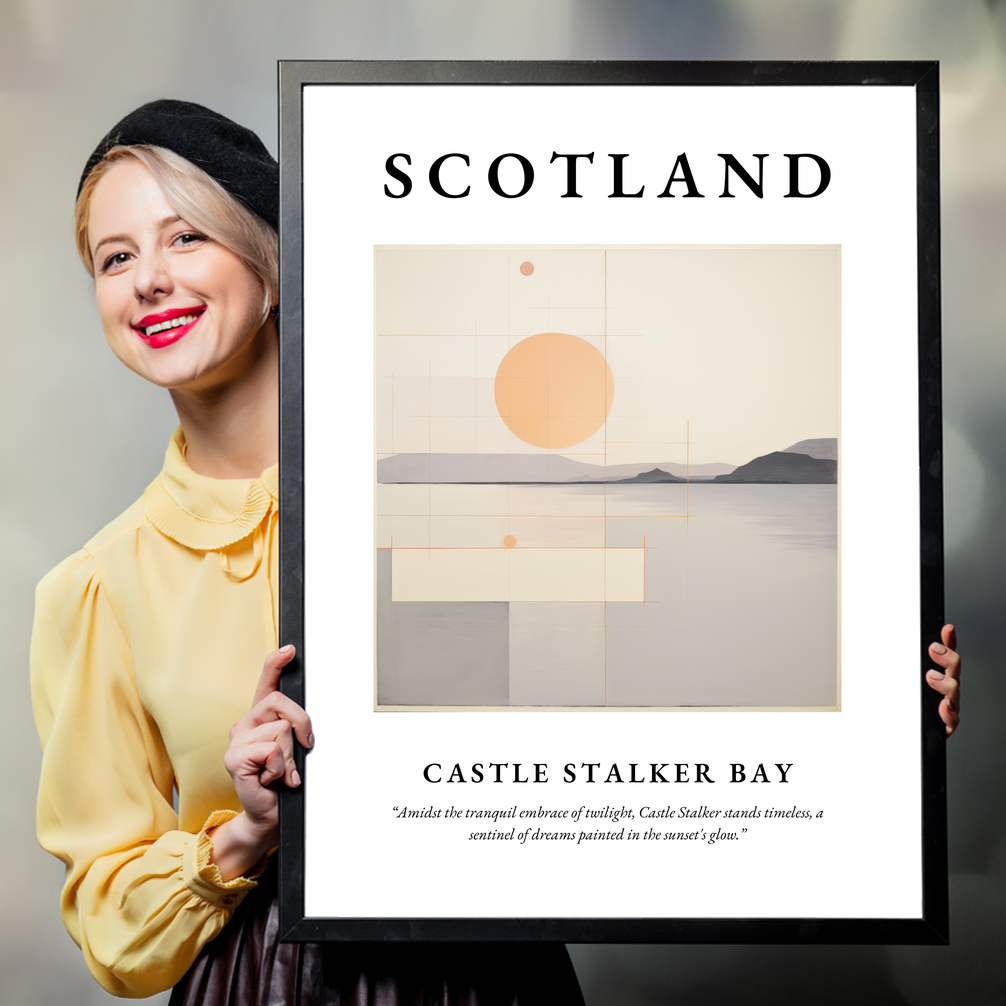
xmin=31 ymin=428 xmax=279 ymax=998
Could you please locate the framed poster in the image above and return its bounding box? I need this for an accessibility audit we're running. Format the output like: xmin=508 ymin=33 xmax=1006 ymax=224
xmin=277 ymin=61 xmax=946 ymax=943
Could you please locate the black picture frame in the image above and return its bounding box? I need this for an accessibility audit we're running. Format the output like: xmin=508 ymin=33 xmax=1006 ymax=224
xmin=277 ymin=60 xmax=945 ymax=944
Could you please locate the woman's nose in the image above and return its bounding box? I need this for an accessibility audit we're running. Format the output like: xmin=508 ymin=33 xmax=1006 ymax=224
xmin=133 ymin=249 xmax=173 ymax=302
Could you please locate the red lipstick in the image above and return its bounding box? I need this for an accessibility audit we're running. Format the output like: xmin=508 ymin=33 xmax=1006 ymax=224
xmin=132 ymin=306 xmax=205 ymax=349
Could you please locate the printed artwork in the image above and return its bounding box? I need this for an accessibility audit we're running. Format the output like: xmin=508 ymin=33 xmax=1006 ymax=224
xmin=375 ymin=246 xmax=840 ymax=709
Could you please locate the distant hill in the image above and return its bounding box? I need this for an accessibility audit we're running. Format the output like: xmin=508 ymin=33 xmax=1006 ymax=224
xmin=595 ymin=459 xmax=734 ymax=480
xmin=712 ymin=451 xmax=837 ymax=484
xmin=782 ymin=438 xmax=837 ymax=461
xmin=612 ymin=467 xmax=687 ymax=484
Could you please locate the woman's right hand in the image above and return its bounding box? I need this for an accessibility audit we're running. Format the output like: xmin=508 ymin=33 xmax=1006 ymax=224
xmin=209 ymin=645 xmax=314 ymax=881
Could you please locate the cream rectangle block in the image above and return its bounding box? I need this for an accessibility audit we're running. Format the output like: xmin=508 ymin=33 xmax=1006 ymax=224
xmin=391 ymin=547 xmax=644 ymax=602
xmin=509 ymin=549 xmax=597 ymax=602
xmin=605 ymin=547 xmax=645 ymax=602
xmin=509 ymin=548 xmax=643 ymax=602
xmin=391 ymin=548 xmax=510 ymax=601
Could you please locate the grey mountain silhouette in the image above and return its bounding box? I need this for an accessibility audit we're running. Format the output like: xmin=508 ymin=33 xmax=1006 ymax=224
xmin=612 ymin=467 xmax=687 ymax=484
xmin=782 ymin=438 xmax=837 ymax=461
xmin=712 ymin=451 xmax=837 ymax=484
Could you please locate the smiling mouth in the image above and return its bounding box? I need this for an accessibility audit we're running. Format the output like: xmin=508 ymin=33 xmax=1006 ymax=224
xmin=134 ymin=307 xmax=206 ymax=338
xmin=142 ymin=313 xmax=199 ymax=337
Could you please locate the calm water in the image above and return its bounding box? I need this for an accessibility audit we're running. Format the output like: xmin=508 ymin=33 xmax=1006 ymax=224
xmin=511 ymin=483 xmax=839 ymax=707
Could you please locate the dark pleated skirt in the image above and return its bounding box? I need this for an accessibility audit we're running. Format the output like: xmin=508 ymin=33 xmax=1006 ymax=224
xmin=169 ymin=869 xmax=584 ymax=1006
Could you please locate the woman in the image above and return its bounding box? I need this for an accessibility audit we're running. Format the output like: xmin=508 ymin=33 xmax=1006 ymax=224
xmin=31 ymin=100 xmax=585 ymax=1003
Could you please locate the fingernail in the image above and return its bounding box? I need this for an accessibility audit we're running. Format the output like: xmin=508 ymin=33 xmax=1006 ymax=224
xmin=927 ymin=669 xmax=944 ymax=680
xmin=307 ymin=732 xmax=315 ymax=748
xmin=931 ymin=643 xmax=947 ymax=655
xmin=292 ymin=768 xmax=301 ymax=787
xmin=280 ymin=644 xmax=295 ymax=654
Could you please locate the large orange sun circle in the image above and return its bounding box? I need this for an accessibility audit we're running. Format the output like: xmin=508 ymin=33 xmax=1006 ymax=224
xmin=494 ymin=333 xmax=615 ymax=449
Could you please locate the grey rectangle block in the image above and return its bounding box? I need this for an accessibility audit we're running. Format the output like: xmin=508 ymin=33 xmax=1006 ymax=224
xmin=508 ymin=602 xmax=606 ymax=706
xmin=376 ymin=549 xmax=509 ymax=706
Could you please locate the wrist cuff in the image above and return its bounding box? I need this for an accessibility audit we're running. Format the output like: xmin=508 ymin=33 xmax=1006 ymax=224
xmin=183 ymin=810 xmax=269 ymax=909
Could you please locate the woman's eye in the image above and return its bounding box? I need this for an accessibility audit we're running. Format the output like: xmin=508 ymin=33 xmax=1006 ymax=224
xmin=173 ymin=231 xmax=208 ymax=248
xmin=101 ymin=251 xmax=132 ymax=273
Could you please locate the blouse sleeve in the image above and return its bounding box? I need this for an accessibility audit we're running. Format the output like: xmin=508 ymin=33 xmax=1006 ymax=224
xmin=31 ymin=549 xmax=262 ymax=998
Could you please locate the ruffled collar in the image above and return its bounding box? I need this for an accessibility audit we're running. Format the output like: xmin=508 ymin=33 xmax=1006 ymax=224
xmin=143 ymin=428 xmax=278 ymax=551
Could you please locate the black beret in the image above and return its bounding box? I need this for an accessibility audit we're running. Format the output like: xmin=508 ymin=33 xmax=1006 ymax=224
xmin=78 ymin=99 xmax=278 ymax=228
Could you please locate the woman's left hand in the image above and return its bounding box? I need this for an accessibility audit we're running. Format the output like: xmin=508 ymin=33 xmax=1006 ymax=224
xmin=926 ymin=624 xmax=961 ymax=737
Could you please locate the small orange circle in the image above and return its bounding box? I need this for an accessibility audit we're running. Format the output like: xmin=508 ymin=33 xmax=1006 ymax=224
xmin=519 ymin=261 xmax=534 ymax=276
xmin=503 ymin=535 xmax=517 ymax=548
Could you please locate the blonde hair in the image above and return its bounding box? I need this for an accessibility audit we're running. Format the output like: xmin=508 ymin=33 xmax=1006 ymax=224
xmin=75 ymin=145 xmax=278 ymax=323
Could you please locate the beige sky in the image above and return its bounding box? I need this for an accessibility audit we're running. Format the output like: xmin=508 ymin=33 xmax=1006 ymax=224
xmin=376 ymin=245 xmax=839 ymax=467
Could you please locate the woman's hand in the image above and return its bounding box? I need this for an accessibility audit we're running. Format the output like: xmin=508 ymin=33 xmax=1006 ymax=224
xmin=209 ymin=645 xmax=314 ymax=881
xmin=926 ymin=624 xmax=961 ymax=738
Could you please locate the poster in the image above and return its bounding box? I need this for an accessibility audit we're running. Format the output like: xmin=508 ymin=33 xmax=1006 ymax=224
xmin=278 ymin=62 xmax=945 ymax=942
xmin=373 ymin=244 xmax=839 ymax=711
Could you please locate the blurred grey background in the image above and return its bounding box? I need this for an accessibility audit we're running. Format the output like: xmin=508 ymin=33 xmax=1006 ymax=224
xmin=1 ymin=1 xmax=1003 ymax=1003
